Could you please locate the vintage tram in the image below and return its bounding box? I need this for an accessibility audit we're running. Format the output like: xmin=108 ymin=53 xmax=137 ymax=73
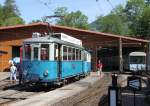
xmin=21 ymin=33 xmax=91 ymax=85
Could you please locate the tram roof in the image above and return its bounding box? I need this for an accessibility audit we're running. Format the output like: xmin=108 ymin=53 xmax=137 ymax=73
xmin=129 ymin=52 xmax=146 ymax=56
xmin=24 ymin=35 xmax=84 ymax=49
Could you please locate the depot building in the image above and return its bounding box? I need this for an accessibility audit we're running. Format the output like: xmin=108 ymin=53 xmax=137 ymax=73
xmin=0 ymin=23 xmax=149 ymax=72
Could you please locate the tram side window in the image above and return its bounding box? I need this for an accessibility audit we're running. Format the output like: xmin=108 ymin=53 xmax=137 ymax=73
xmin=76 ymin=49 xmax=79 ymax=60
xmin=54 ymin=44 xmax=58 ymax=60
xmin=63 ymin=46 xmax=67 ymax=60
xmin=68 ymin=47 xmax=72 ymax=60
xmin=79 ymin=50 xmax=81 ymax=60
xmin=83 ymin=52 xmax=87 ymax=61
xmin=33 ymin=47 xmax=39 ymax=60
xmin=72 ymin=48 xmax=75 ymax=60
xmin=25 ymin=44 xmax=31 ymax=60
xmin=41 ymin=44 xmax=49 ymax=60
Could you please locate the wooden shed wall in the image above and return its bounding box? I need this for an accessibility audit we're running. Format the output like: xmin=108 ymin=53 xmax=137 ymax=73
xmin=0 ymin=39 xmax=24 ymax=71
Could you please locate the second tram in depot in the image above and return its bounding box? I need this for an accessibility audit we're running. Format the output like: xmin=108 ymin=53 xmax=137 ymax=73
xmin=21 ymin=33 xmax=91 ymax=85
xmin=124 ymin=51 xmax=146 ymax=72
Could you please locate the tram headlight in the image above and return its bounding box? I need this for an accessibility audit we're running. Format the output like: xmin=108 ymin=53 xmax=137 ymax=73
xmin=43 ymin=70 xmax=49 ymax=77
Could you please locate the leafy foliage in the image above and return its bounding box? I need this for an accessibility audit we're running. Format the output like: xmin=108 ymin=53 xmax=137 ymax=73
xmin=0 ymin=0 xmax=24 ymax=26
xmin=96 ymin=14 xmax=126 ymax=35
xmin=136 ymin=6 xmax=150 ymax=38
xmin=91 ymin=0 xmax=150 ymax=38
xmin=54 ymin=7 xmax=89 ymax=29
xmin=91 ymin=5 xmax=129 ymax=35
xmin=124 ymin=0 xmax=145 ymax=35
xmin=30 ymin=19 xmax=42 ymax=24
xmin=0 ymin=5 xmax=3 ymax=26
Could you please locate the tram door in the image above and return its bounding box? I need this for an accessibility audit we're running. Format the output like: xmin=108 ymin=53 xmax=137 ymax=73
xmin=54 ymin=43 xmax=61 ymax=80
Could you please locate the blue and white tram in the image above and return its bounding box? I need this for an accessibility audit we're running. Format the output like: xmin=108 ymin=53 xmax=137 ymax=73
xmin=128 ymin=52 xmax=146 ymax=71
xmin=123 ymin=51 xmax=146 ymax=72
xmin=21 ymin=33 xmax=91 ymax=84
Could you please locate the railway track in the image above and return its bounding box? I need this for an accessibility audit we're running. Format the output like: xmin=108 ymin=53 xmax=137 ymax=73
xmin=0 ymin=76 xmax=85 ymax=106
xmin=0 ymin=79 xmax=54 ymax=106
xmin=0 ymin=87 xmax=46 ymax=106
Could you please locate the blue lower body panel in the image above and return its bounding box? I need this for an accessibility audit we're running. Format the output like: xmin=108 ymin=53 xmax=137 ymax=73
xmin=61 ymin=61 xmax=83 ymax=79
xmin=83 ymin=62 xmax=91 ymax=73
xmin=22 ymin=60 xmax=91 ymax=83
xmin=22 ymin=60 xmax=58 ymax=83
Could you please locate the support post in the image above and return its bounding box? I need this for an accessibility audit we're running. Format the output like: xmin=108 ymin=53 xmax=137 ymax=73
xmin=96 ymin=45 xmax=98 ymax=71
xmin=147 ymin=42 xmax=150 ymax=71
xmin=119 ymin=38 xmax=123 ymax=72
xmin=92 ymin=43 xmax=97 ymax=71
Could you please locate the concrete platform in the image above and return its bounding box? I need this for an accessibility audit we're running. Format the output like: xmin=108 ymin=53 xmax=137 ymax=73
xmin=0 ymin=72 xmax=9 ymax=81
xmin=9 ymin=72 xmax=110 ymax=106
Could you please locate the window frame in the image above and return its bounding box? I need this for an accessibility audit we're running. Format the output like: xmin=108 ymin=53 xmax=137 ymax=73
xmin=40 ymin=43 xmax=50 ymax=61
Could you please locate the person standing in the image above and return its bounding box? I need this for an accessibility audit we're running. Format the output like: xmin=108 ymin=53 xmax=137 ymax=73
xmin=97 ymin=60 xmax=103 ymax=78
xmin=10 ymin=62 xmax=17 ymax=82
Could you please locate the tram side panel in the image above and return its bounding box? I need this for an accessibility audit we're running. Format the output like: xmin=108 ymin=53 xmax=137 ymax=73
xmin=22 ymin=60 xmax=58 ymax=82
xmin=61 ymin=61 xmax=83 ymax=79
xmin=83 ymin=52 xmax=91 ymax=73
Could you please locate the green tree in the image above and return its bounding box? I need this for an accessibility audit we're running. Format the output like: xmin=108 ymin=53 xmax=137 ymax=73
xmin=136 ymin=6 xmax=150 ymax=38
xmin=0 ymin=0 xmax=24 ymax=26
xmin=95 ymin=14 xmax=127 ymax=35
xmin=91 ymin=0 xmax=150 ymax=37
xmin=145 ymin=0 xmax=150 ymax=5
xmin=30 ymin=19 xmax=42 ymax=24
xmin=3 ymin=0 xmax=20 ymax=18
xmin=54 ymin=7 xmax=68 ymax=17
xmin=124 ymin=0 xmax=145 ymax=35
xmin=0 ymin=4 xmax=3 ymax=26
xmin=54 ymin=7 xmax=89 ymax=29
xmin=4 ymin=17 xmax=24 ymax=26
xmin=91 ymin=5 xmax=129 ymax=35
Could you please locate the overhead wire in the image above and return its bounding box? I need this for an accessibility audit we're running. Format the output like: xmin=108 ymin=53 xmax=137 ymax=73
xmin=106 ymin=0 xmax=114 ymax=10
xmin=96 ymin=0 xmax=114 ymax=12
xmin=37 ymin=0 xmax=52 ymax=10
xmin=95 ymin=0 xmax=104 ymax=16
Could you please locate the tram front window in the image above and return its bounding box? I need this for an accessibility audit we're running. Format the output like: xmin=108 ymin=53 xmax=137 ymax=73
xmin=33 ymin=47 xmax=39 ymax=60
xmin=130 ymin=56 xmax=145 ymax=64
xmin=41 ymin=44 xmax=49 ymax=60
xmin=24 ymin=44 xmax=31 ymax=60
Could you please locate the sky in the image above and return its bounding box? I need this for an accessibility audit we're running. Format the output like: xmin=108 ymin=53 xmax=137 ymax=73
xmin=0 ymin=0 xmax=127 ymax=23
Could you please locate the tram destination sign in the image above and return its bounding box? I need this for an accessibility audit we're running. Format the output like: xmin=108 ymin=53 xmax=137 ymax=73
xmin=127 ymin=76 xmax=141 ymax=91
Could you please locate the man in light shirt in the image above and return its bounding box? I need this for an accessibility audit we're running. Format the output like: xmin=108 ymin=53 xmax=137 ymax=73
xmin=9 ymin=61 xmax=17 ymax=82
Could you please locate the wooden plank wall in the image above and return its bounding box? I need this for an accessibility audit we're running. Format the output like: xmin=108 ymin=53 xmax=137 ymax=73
xmin=0 ymin=39 xmax=23 ymax=71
